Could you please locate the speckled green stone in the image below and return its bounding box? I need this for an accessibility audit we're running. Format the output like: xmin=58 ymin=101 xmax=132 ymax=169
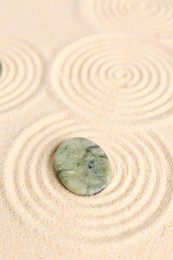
xmin=54 ymin=138 xmax=112 ymax=196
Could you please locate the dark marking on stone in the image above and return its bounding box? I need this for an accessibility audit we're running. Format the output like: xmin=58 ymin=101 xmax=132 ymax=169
xmin=87 ymin=145 xmax=99 ymax=152
xmin=93 ymin=187 xmax=105 ymax=195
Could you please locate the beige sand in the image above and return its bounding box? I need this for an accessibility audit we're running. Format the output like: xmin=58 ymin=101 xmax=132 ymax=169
xmin=1 ymin=0 xmax=173 ymax=259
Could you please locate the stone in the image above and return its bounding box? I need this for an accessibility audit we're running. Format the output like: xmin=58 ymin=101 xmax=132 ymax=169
xmin=54 ymin=137 xmax=112 ymax=196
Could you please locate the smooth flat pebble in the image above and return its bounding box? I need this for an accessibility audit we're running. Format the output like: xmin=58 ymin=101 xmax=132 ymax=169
xmin=54 ymin=137 xmax=112 ymax=196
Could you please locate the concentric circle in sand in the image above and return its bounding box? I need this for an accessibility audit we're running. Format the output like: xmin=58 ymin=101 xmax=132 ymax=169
xmin=51 ymin=33 xmax=173 ymax=124
xmin=80 ymin=0 xmax=173 ymax=39
xmin=3 ymin=112 xmax=173 ymax=242
xmin=0 ymin=38 xmax=43 ymax=113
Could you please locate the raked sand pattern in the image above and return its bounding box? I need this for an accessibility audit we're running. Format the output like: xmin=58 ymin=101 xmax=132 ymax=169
xmin=3 ymin=112 xmax=173 ymax=242
xmin=1 ymin=0 xmax=173 ymax=258
xmin=0 ymin=38 xmax=43 ymax=113
xmin=51 ymin=33 xmax=173 ymax=124
xmin=80 ymin=0 xmax=173 ymax=39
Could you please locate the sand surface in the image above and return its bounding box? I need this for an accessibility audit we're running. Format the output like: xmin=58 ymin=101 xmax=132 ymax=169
xmin=1 ymin=0 xmax=173 ymax=259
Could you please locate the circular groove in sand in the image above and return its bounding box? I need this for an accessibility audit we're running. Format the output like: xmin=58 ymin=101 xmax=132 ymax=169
xmin=0 ymin=38 xmax=43 ymax=112
xmin=3 ymin=112 xmax=173 ymax=241
xmin=81 ymin=0 xmax=173 ymax=39
xmin=51 ymin=33 xmax=173 ymax=124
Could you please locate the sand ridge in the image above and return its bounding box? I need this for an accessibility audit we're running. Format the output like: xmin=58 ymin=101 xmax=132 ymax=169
xmin=0 ymin=0 xmax=173 ymax=259
xmin=51 ymin=33 xmax=173 ymax=124
xmin=80 ymin=0 xmax=173 ymax=39
xmin=0 ymin=38 xmax=44 ymax=113
xmin=2 ymin=112 xmax=173 ymax=244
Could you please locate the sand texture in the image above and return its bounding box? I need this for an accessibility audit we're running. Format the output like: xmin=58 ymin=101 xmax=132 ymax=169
xmin=1 ymin=0 xmax=173 ymax=259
